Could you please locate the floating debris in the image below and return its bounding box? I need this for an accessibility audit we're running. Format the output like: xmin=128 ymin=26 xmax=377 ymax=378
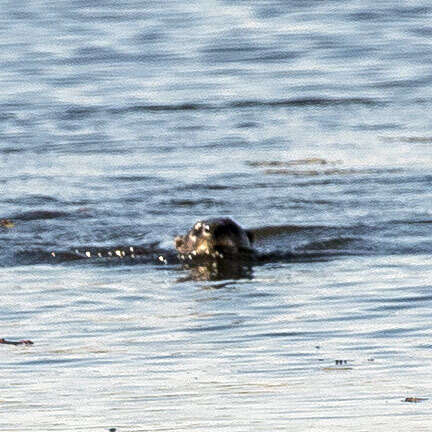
xmin=0 ymin=219 xmax=14 ymax=228
xmin=404 ymin=397 xmax=428 ymax=403
xmin=115 ymin=250 xmax=122 ymax=257
xmin=0 ymin=338 xmax=33 ymax=346
xmin=85 ymin=251 xmax=91 ymax=258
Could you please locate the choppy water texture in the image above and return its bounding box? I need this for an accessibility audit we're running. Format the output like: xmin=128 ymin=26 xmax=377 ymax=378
xmin=1 ymin=1 xmax=432 ymax=430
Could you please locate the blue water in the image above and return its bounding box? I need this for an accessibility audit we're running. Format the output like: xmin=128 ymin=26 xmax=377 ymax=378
xmin=2 ymin=1 xmax=432 ymax=430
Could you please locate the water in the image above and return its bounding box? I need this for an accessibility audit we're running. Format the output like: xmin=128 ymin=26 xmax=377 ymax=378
xmin=1 ymin=0 xmax=432 ymax=430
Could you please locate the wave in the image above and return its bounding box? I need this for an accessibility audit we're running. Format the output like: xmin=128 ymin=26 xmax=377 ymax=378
xmin=2 ymin=218 xmax=432 ymax=268
xmin=54 ymin=96 xmax=385 ymax=121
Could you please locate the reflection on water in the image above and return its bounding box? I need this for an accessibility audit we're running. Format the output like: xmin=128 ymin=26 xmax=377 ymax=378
xmin=1 ymin=0 xmax=432 ymax=430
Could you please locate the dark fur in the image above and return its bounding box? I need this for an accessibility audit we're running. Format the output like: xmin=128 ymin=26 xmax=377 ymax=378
xmin=174 ymin=218 xmax=254 ymax=258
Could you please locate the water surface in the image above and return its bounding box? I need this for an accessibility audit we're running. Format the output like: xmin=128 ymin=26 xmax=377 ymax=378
xmin=1 ymin=0 xmax=432 ymax=430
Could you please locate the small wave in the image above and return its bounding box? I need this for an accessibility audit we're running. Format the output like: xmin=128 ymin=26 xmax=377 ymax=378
xmin=59 ymin=106 xmax=100 ymax=120
xmin=301 ymin=237 xmax=358 ymax=252
xmin=4 ymin=195 xmax=62 ymax=206
xmin=163 ymin=198 xmax=221 ymax=207
xmin=230 ymin=97 xmax=383 ymax=108
xmin=11 ymin=242 xmax=174 ymax=267
xmin=263 ymin=167 xmax=402 ymax=177
xmin=45 ymin=96 xmax=387 ymax=124
xmin=12 ymin=210 xmax=70 ymax=221
xmin=247 ymin=158 xmax=335 ymax=167
xmin=250 ymin=224 xmax=331 ymax=240
xmin=72 ymin=96 xmax=385 ymax=118
xmin=380 ymin=136 xmax=432 ymax=143
xmin=109 ymin=103 xmax=211 ymax=114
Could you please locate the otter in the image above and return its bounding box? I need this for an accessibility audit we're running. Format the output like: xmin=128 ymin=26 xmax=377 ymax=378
xmin=174 ymin=217 xmax=255 ymax=259
xmin=174 ymin=218 xmax=255 ymax=281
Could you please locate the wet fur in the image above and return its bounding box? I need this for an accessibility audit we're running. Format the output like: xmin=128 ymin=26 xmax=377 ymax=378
xmin=174 ymin=218 xmax=254 ymax=258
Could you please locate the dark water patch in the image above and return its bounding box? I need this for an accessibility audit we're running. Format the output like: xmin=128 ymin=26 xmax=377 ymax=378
xmin=380 ymin=136 xmax=432 ymax=143
xmin=372 ymin=78 xmax=430 ymax=90
xmin=106 ymin=97 xmax=384 ymax=116
xmin=366 ymin=295 xmax=432 ymax=305
xmin=0 ymin=147 xmax=22 ymax=154
xmin=390 ymin=6 xmax=431 ymax=17
xmin=55 ymin=140 xmax=132 ymax=155
xmin=243 ymin=329 xmax=348 ymax=341
xmin=7 ymin=242 xmax=172 ymax=267
xmin=202 ymin=40 xmax=300 ymax=64
xmin=348 ymin=11 xmax=385 ymax=22
xmin=173 ymin=124 xmax=205 ymax=131
xmin=236 ymin=121 xmax=259 ymax=129
xmin=4 ymin=195 xmax=62 ymax=206
xmin=263 ymin=167 xmax=403 ymax=176
xmin=247 ymin=158 xmax=334 ymax=167
xmin=367 ymin=327 xmax=422 ymax=338
xmin=230 ymin=97 xmax=383 ymax=108
xmin=11 ymin=210 xmax=70 ymax=221
xmin=58 ymin=105 xmax=100 ymax=121
xmin=258 ymin=331 xmax=304 ymax=338
xmin=18 ymin=358 xmax=88 ymax=367
xmin=302 ymin=236 xmax=358 ymax=252
xmin=372 ymin=304 xmax=419 ymax=312
xmin=0 ymin=112 xmax=16 ymax=121
xmin=176 ymin=183 xmax=232 ymax=192
xmin=411 ymin=27 xmax=432 ymax=37
xmin=105 ymin=175 xmax=158 ymax=183
xmin=391 ymin=219 xmax=432 ymax=225
xmin=163 ymin=198 xmax=222 ymax=207
xmin=307 ymin=314 xmax=383 ymax=323
xmin=184 ymin=324 xmax=241 ymax=333
xmin=251 ymin=224 xmax=332 ymax=240
xmin=353 ymin=123 xmax=400 ymax=131
xmin=108 ymin=102 xmax=213 ymax=114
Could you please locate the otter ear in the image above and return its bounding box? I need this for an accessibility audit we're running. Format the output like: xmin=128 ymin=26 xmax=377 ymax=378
xmin=246 ymin=230 xmax=254 ymax=244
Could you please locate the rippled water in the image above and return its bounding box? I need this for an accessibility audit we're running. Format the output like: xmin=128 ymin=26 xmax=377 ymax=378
xmin=2 ymin=1 xmax=432 ymax=430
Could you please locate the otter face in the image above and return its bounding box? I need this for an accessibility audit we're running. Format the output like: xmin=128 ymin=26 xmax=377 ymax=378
xmin=174 ymin=218 xmax=254 ymax=257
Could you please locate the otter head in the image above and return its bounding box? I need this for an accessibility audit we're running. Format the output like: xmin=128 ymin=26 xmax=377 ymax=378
xmin=174 ymin=218 xmax=254 ymax=258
